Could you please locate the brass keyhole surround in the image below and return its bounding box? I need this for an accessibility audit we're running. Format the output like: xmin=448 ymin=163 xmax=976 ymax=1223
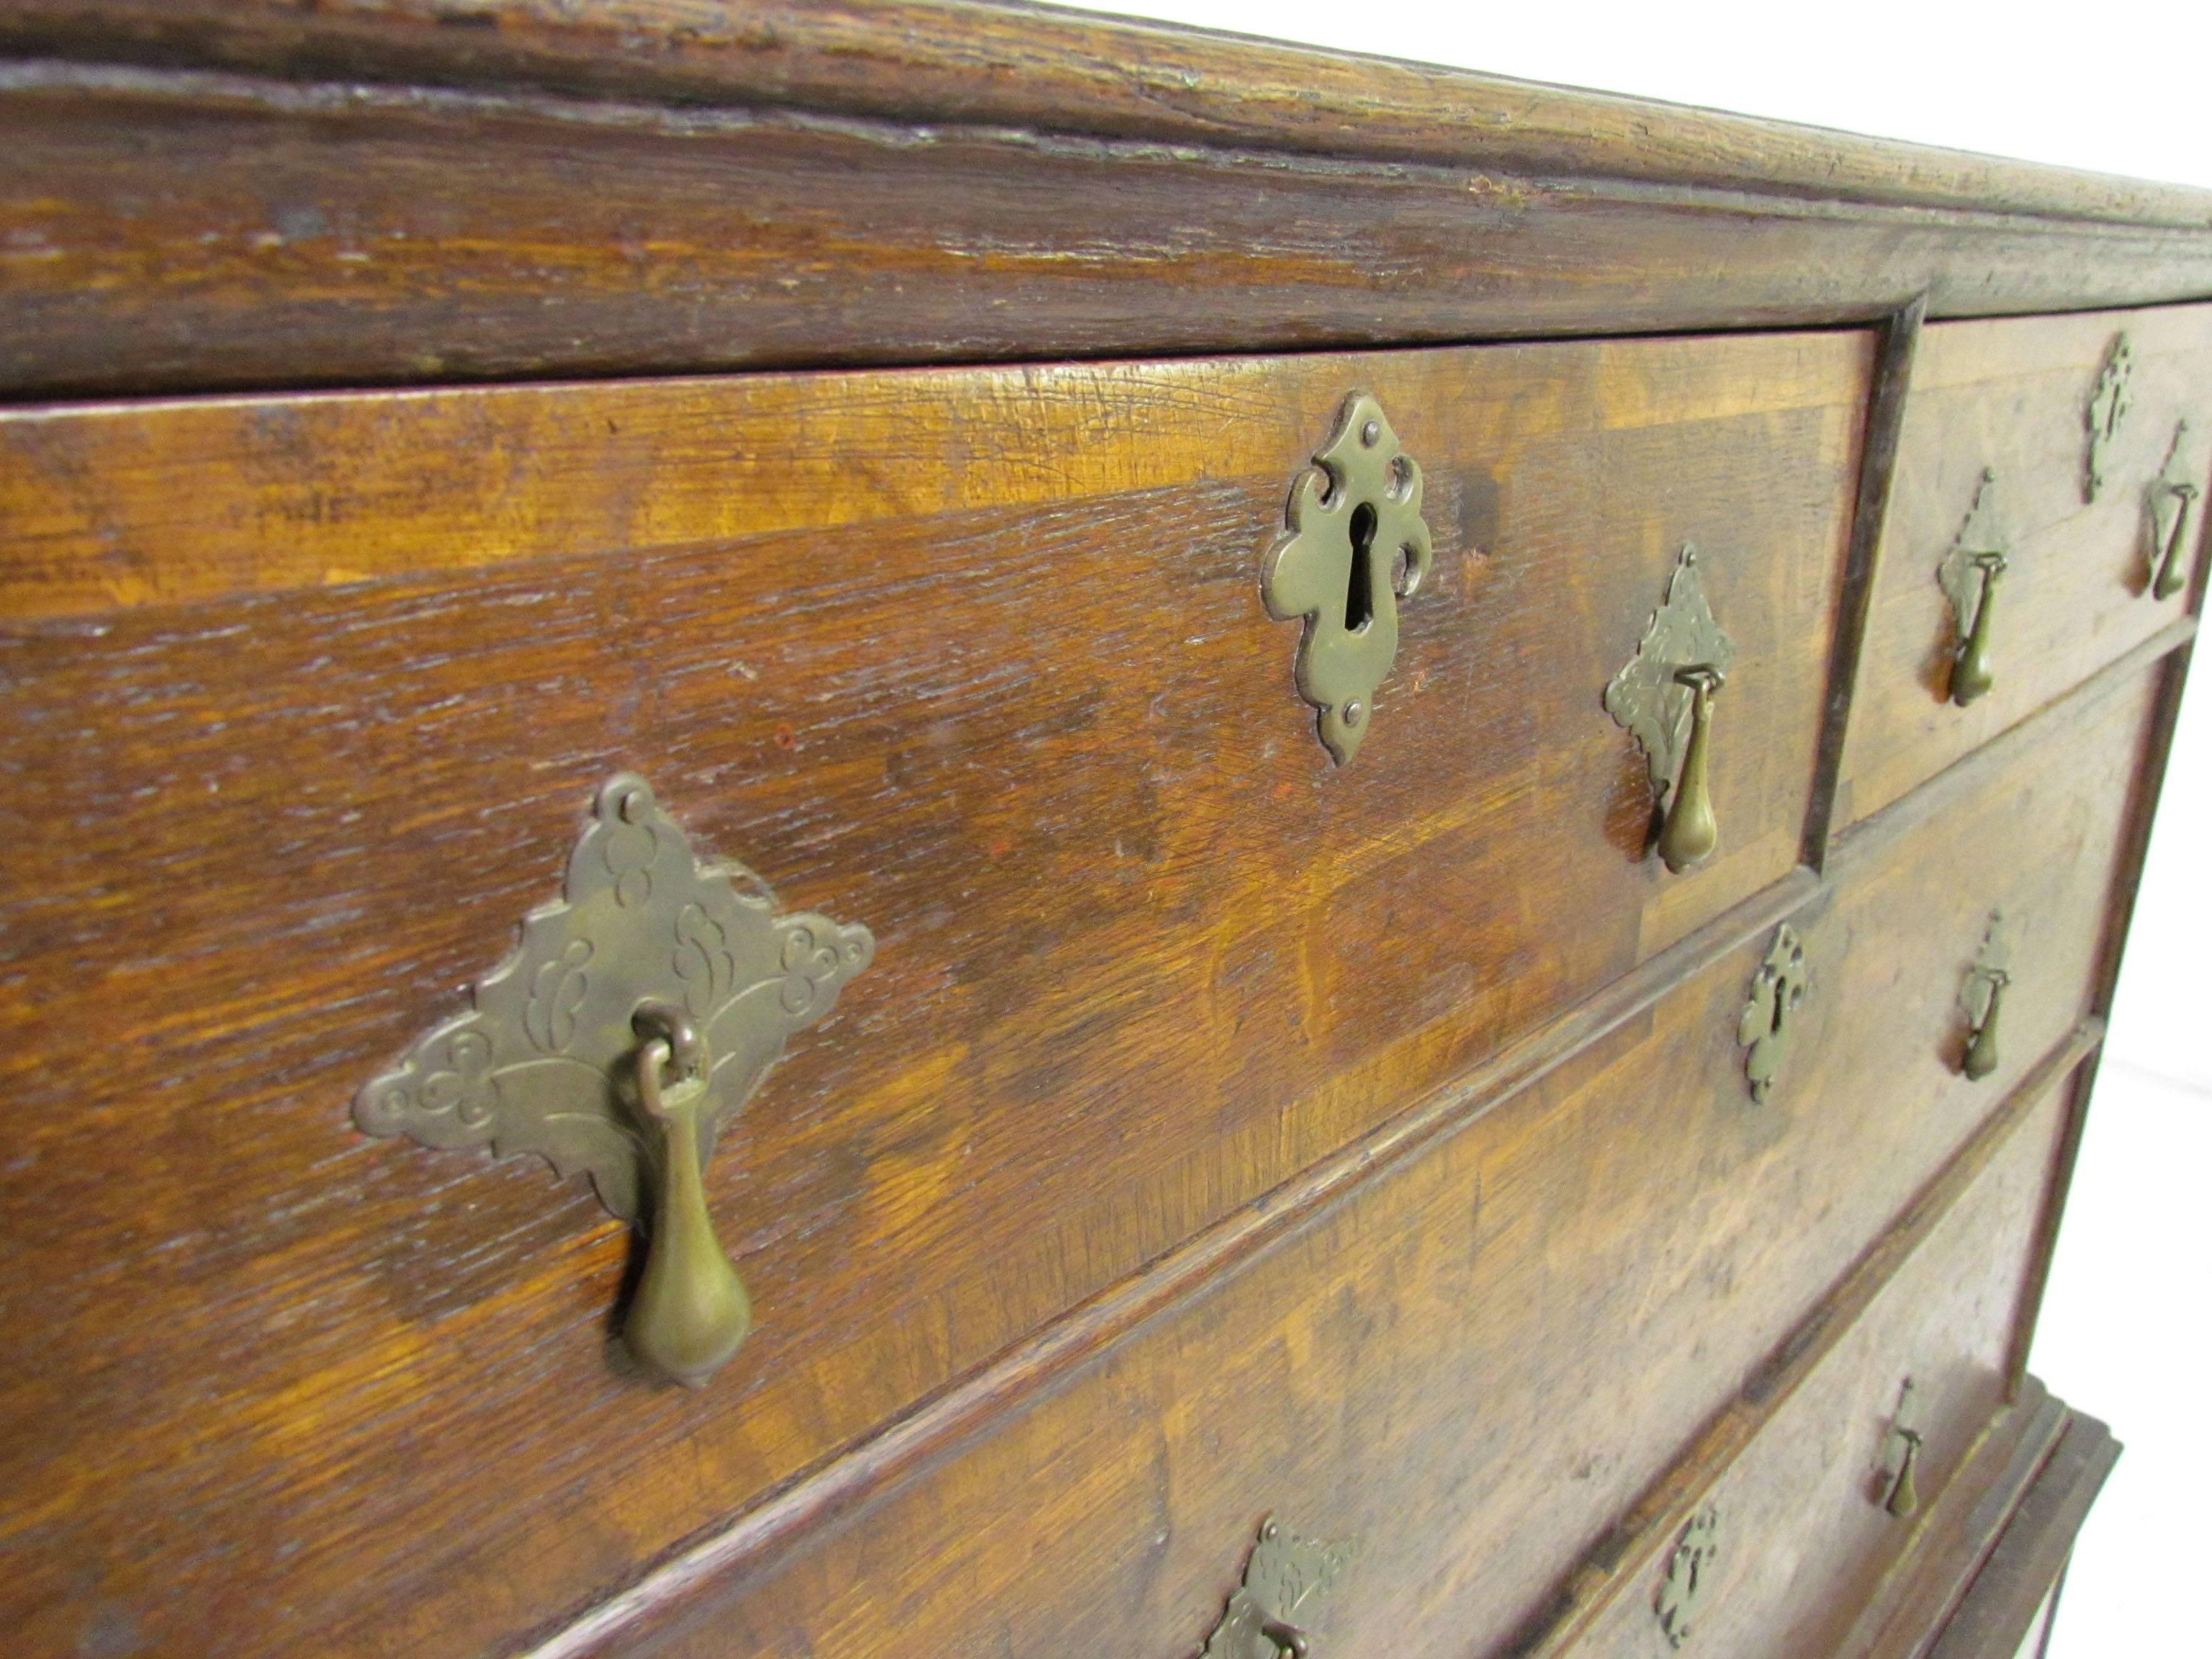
xmin=1261 ymin=391 xmax=1434 ymax=765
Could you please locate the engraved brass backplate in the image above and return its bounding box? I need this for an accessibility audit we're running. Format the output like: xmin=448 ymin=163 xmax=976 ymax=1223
xmin=1261 ymin=391 xmax=1434 ymax=765
xmin=356 ymin=773 xmax=874 ymax=1386
xmin=2149 ymin=420 xmax=2203 ymax=601
xmin=1604 ymin=544 xmax=1736 ymax=871
xmin=2086 ymin=332 xmax=2136 ymax=503
xmin=1958 ymin=912 xmax=2013 ymax=1082
xmin=1655 ymin=1505 xmax=1720 ymax=1650
xmin=1937 ymin=469 xmax=2009 ymax=707
xmin=1738 ymin=923 xmax=1809 ymax=1104
xmin=1199 ymin=1516 xmax=1352 ymax=1658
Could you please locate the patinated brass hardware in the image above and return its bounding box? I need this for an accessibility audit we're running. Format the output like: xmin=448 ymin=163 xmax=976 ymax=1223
xmin=1605 ymin=544 xmax=1737 ymax=873
xmin=1739 ymin=923 xmax=1808 ymax=1104
xmin=1938 ymin=470 xmax=2009 ymax=707
xmin=2085 ymin=333 xmax=2136 ymax=503
xmin=356 ymin=773 xmax=875 ymax=1388
xmin=1879 ymin=1381 xmax=1925 ymax=1520
xmin=1959 ymin=913 xmax=2012 ymax=1082
xmin=1655 ymin=1505 xmax=1720 ymax=1650
xmin=1261 ymin=391 xmax=1434 ymax=765
xmin=2150 ymin=421 xmax=2202 ymax=601
xmin=1199 ymin=1516 xmax=1350 ymax=1659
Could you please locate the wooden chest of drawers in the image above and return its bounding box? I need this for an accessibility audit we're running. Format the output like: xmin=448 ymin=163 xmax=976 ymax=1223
xmin=1 ymin=5 xmax=2203 ymax=1658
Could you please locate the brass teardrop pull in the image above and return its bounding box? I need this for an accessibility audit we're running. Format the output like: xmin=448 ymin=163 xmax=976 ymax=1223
xmin=626 ymin=1007 xmax=753 ymax=1388
xmin=2149 ymin=424 xmax=2203 ymax=601
xmin=1938 ymin=470 xmax=2010 ymax=708
xmin=1949 ymin=553 xmax=2005 ymax=706
xmin=1962 ymin=971 xmax=2007 ymax=1080
xmin=2154 ymin=483 xmax=2200 ymax=601
xmin=1656 ymin=665 xmax=1723 ymax=873
xmin=1884 ymin=1429 xmax=1924 ymax=1519
xmin=1260 ymin=1622 xmax=1312 ymax=1658
xmin=1604 ymin=544 xmax=1738 ymax=877
xmin=1956 ymin=913 xmax=2013 ymax=1083
xmin=355 ymin=772 xmax=874 ymax=1390
xmin=1878 ymin=1378 xmax=1926 ymax=1519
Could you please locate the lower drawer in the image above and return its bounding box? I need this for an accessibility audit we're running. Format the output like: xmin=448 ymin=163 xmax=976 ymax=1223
xmin=563 ymin=657 xmax=2163 ymax=1659
xmin=1551 ymin=1058 xmax=2080 ymax=1659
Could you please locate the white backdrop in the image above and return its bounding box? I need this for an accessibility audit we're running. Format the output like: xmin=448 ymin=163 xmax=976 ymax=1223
xmin=1042 ymin=1 xmax=2212 ymax=1648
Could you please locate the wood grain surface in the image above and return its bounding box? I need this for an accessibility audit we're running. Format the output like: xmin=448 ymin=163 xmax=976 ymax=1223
xmin=6 ymin=0 xmax=2212 ymax=228
xmin=554 ymin=657 xmax=2165 ymax=1659
xmin=6 ymin=63 xmax=2212 ymax=400
xmin=0 ymin=331 xmax=1865 ymax=1658
xmin=1834 ymin=302 xmax=2212 ymax=830
xmin=1556 ymin=1071 xmax=2074 ymax=1659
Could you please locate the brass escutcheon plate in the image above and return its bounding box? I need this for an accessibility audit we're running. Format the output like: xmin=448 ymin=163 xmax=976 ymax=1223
xmin=1655 ymin=1505 xmax=1720 ymax=1650
xmin=1261 ymin=391 xmax=1434 ymax=765
xmin=1738 ymin=922 xmax=1809 ymax=1104
xmin=2085 ymin=332 xmax=2136 ymax=503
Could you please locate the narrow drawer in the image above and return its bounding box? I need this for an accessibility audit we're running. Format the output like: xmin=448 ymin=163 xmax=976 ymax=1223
xmin=1835 ymin=302 xmax=2212 ymax=830
xmin=0 ymin=333 xmax=1870 ymax=1658
xmin=557 ymin=654 xmax=2164 ymax=1659
xmin=1555 ymin=1062 xmax=2078 ymax=1659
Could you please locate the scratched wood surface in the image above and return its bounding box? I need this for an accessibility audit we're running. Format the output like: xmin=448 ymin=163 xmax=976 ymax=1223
xmin=10 ymin=0 xmax=2212 ymax=227
xmin=1557 ymin=1074 xmax=2072 ymax=1659
xmin=1834 ymin=302 xmax=2212 ymax=831
xmin=0 ymin=331 xmax=1866 ymax=1658
xmin=567 ymin=656 xmax=2165 ymax=1659
xmin=6 ymin=62 xmax=2212 ymax=400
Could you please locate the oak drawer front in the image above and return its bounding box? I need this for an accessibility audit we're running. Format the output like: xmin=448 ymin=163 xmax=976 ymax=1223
xmin=553 ymin=660 xmax=2162 ymax=1659
xmin=1835 ymin=302 xmax=2212 ymax=830
xmin=1559 ymin=1063 xmax=2077 ymax=1659
xmin=0 ymin=334 xmax=1868 ymax=1658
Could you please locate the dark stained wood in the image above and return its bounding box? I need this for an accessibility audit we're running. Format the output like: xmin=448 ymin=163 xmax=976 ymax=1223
xmin=1916 ymin=1411 xmax=2119 ymax=1659
xmin=1833 ymin=302 xmax=2212 ymax=832
xmin=1806 ymin=295 xmax=1926 ymax=865
xmin=1542 ymin=1060 xmax=2082 ymax=1659
xmin=6 ymin=63 xmax=2212 ymax=400
xmin=5 ymin=0 xmax=2212 ymax=229
xmin=542 ymin=660 xmax=2166 ymax=1659
xmin=0 ymin=331 xmax=1870 ymax=1659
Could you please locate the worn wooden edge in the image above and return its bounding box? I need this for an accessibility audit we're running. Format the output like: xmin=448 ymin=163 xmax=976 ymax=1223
xmin=6 ymin=59 xmax=2212 ymax=402
xmin=4 ymin=0 xmax=2212 ymax=230
xmin=1827 ymin=618 xmax=2199 ymax=876
xmin=1922 ymin=1408 xmax=2121 ymax=1659
xmin=1496 ymin=1018 xmax=2104 ymax=1659
xmin=1806 ymin=295 xmax=1928 ymax=868
xmin=503 ymin=862 xmax=1816 ymax=1659
xmin=1839 ymin=1383 xmax=2069 ymax=1659
xmin=1999 ymin=634 xmax=2198 ymax=1393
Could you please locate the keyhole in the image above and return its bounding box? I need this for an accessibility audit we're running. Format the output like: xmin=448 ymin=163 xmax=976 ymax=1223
xmin=1345 ymin=501 xmax=1377 ymax=632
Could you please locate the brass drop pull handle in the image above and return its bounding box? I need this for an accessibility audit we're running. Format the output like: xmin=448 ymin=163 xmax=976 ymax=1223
xmin=356 ymin=773 xmax=874 ymax=1390
xmin=627 ymin=1006 xmax=752 ymax=1388
xmin=2154 ymin=480 xmax=2200 ymax=601
xmin=1656 ymin=665 xmax=1723 ymax=873
xmin=1949 ymin=552 xmax=2005 ymax=707
xmin=1940 ymin=471 xmax=2010 ymax=708
xmin=1956 ymin=913 xmax=2013 ymax=1083
xmin=1962 ymin=969 xmax=2008 ymax=1080
xmin=1606 ymin=544 xmax=1738 ymax=877
xmin=1260 ymin=1622 xmax=1311 ymax=1658
xmin=1878 ymin=1378 xmax=1926 ymax=1520
xmin=1884 ymin=1429 xmax=1924 ymax=1519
